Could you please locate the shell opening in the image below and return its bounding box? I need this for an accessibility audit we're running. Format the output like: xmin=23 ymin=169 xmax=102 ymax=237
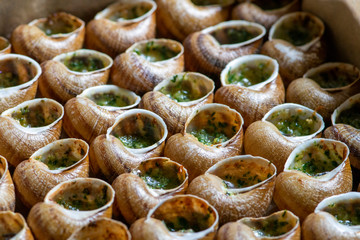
xmin=105 ymin=1 xmax=154 ymax=22
xmin=0 ymin=212 xmax=26 ymax=239
xmin=334 ymin=97 xmax=360 ymax=129
xmin=135 ymin=158 xmax=187 ymax=190
xmin=190 ymin=0 xmax=234 ymax=7
xmin=210 ymin=25 xmax=263 ymax=45
xmin=0 ymin=37 xmax=10 ymax=52
xmin=252 ymin=0 xmax=295 ymax=10
xmin=132 ymin=40 xmax=182 ymax=62
xmin=322 ymin=198 xmax=360 ymax=227
xmin=33 ymin=12 xmax=82 ymax=36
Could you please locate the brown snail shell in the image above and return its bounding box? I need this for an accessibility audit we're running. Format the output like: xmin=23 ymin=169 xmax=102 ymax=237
xmin=156 ymin=0 xmax=234 ymax=41
xmin=261 ymin=12 xmax=326 ymax=86
xmin=111 ymin=38 xmax=184 ymax=95
xmin=232 ymin=0 xmax=301 ymax=30
xmin=63 ymin=85 xmax=141 ymax=143
xmin=0 ymin=156 xmax=15 ymax=211
xmin=287 ymin=62 xmax=360 ymax=122
xmin=0 ymin=36 xmax=11 ymax=54
xmin=86 ymin=0 xmax=157 ymax=58
xmin=215 ymin=54 xmax=285 ymax=128
xmin=130 ymin=195 xmax=219 ymax=240
xmin=244 ymin=103 xmax=325 ymax=172
xmin=13 ymin=138 xmax=90 ymax=209
xmin=11 ymin=12 xmax=85 ymax=63
xmin=27 ymin=177 xmax=115 ymax=240
xmin=90 ymin=109 xmax=168 ymax=182
xmin=183 ymin=20 xmax=266 ymax=83
xmin=112 ymin=157 xmax=188 ymax=224
xmin=0 ymin=54 xmax=41 ymax=114
xmin=324 ymin=93 xmax=360 ymax=169
xmin=302 ymin=192 xmax=360 ymax=240
xmin=140 ymin=72 xmax=214 ymax=136
xmin=68 ymin=218 xmax=131 ymax=240
xmin=188 ymin=155 xmax=277 ymax=225
xmin=0 ymin=211 xmax=34 ymax=240
xmin=273 ymin=138 xmax=352 ymax=221
xmin=39 ymin=49 xmax=113 ymax=104
xmin=164 ymin=103 xmax=244 ymax=181
xmin=0 ymin=98 xmax=64 ymax=167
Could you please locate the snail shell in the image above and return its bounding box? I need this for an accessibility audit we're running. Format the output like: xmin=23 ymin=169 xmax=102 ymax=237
xmin=111 ymin=38 xmax=184 ymax=95
xmin=244 ymin=103 xmax=325 ymax=172
xmin=302 ymin=192 xmax=360 ymax=240
xmin=183 ymin=20 xmax=266 ymax=83
xmin=112 ymin=157 xmax=188 ymax=224
xmin=156 ymin=0 xmax=234 ymax=41
xmin=261 ymin=12 xmax=326 ymax=86
xmin=90 ymin=109 xmax=168 ymax=182
xmin=39 ymin=49 xmax=113 ymax=104
xmin=232 ymin=0 xmax=301 ymax=29
xmin=140 ymin=72 xmax=214 ymax=136
xmin=215 ymin=54 xmax=285 ymax=128
xmin=86 ymin=0 xmax=157 ymax=58
xmin=324 ymin=93 xmax=360 ymax=169
xmin=13 ymin=138 xmax=90 ymax=209
xmin=0 ymin=36 xmax=11 ymax=54
xmin=0 ymin=156 xmax=15 ymax=211
xmin=63 ymin=85 xmax=140 ymax=143
xmin=287 ymin=62 xmax=360 ymax=122
xmin=0 ymin=211 xmax=34 ymax=240
xmin=0 ymin=54 xmax=41 ymax=114
xmin=11 ymin=12 xmax=85 ymax=63
xmin=164 ymin=103 xmax=244 ymax=181
xmin=27 ymin=178 xmax=115 ymax=240
xmin=0 ymin=98 xmax=64 ymax=167
xmin=68 ymin=218 xmax=131 ymax=240
xmin=188 ymin=155 xmax=277 ymax=225
xmin=273 ymin=138 xmax=352 ymax=221
xmin=130 ymin=195 xmax=219 ymax=240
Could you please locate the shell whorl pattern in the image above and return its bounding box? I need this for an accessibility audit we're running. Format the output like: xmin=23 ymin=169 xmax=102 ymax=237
xmin=0 ymin=211 xmax=34 ymax=240
xmin=0 ymin=156 xmax=15 ymax=211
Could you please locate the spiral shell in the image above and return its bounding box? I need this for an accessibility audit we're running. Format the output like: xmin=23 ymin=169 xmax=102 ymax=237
xmin=273 ymin=138 xmax=352 ymax=221
xmin=130 ymin=195 xmax=219 ymax=240
xmin=112 ymin=157 xmax=188 ymax=224
xmin=39 ymin=49 xmax=113 ymax=104
xmin=232 ymin=0 xmax=301 ymax=29
xmin=0 ymin=54 xmax=41 ymax=114
xmin=140 ymin=72 xmax=214 ymax=136
xmin=215 ymin=54 xmax=285 ymax=128
xmin=111 ymin=38 xmax=184 ymax=95
xmin=13 ymin=138 xmax=90 ymax=208
xmin=11 ymin=12 xmax=85 ymax=63
xmin=0 ymin=98 xmax=64 ymax=167
xmin=188 ymin=155 xmax=277 ymax=225
xmin=0 ymin=36 xmax=11 ymax=54
xmin=86 ymin=0 xmax=157 ymax=58
xmin=156 ymin=0 xmax=234 ymax=41
xmin=0 ymin=156 xmax=15 ymax=211
xmin=0 ymin=211 xmax=34 ymax=240
xmin=27 ymin=178 xmax=115 ymax=240
xmin=64 ymin=85 xmax=140 ymax=143
xmin=90 ymin=109 xmax=168 ymax=182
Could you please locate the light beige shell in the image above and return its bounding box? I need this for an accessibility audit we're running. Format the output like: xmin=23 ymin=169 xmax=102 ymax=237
xmin=156 ymin=0 xmax=234 ymax=41
xmin=27 ymin=178 xmax=115 ymax=240
xmin=0 ymin=98 xmax=64 ymax=167
xmin=0 ymin=211 xmax=34 ymax=240
xmin=274 ymin=138 xmax=353 ymax=221
xmin=11 ymin=12 xmax=85 ymax=63
xmin=0 ymin=36 xmax=11 ymax=54
xmin=112 ymin=157 xmax=188 ymax=224
xmin=232 ymin=0 xmax=301 ymax=29
xmin=0 ymin=54 xmax=41 ymax=114
xmin=63 ymin=85 xmax=140 ymax=143
xmin=261 ymin=12 xmax=326 ymax=86
xmin=164 ymin=103 xmax=244 ymax=181
xmin=130 ymin=195 xmax=219 ymax=240
xmin=38 ymin=49 xmax=113 ymax=104
xmin=140 ymin=72 xmax=214 ymax=136
xmin=0 ymin=156 xmax=15 ymax=211
xmin=90 ymin=109 xmax=168 ymax=182
xmin=183 ymin=20 xmax=266 ymax=83
xmin=215 ymin=54 xmax=285 ymax=128
xmin=13 ymin=138 xmax=90 ymax=209
xmin=188 ymin=155 xmax=277 ymax=225
xmin=86 ymin=0 xmax=157 ymax=58
xmin=111 ymin=38 xmax=184 ymax=95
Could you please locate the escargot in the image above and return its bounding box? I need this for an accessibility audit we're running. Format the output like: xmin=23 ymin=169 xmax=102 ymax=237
xmin=0 ymin=36 xmax=11 ymax=54
xmin=0 ymin=156 xmax=15 ymax=211
xmin=0 ymin=211 xmax=34 ymax=240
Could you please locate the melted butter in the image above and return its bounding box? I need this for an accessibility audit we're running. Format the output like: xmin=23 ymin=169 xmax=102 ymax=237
xmin=309 ymin=67 xmax=356 ymax=89
xmin=163 ymin=212 xmax=212 ymax=233
xmin=108 ymin=4 xmax=151 ymax=21
xmin=38 ymin=20 xmax=76 ymax=36
xmin=64 ymin=55 xmax=104 ymax=73
xmin=36 ymin=147 xmax=85 ymax=170
xmin=133 ymin=41 xmax=179 ymax=62
xmin=323 ymin=200 xmax=360 ymax=226
xmin=211 ymin=27 xmax=258 ymax=45
xmin=336 ymin=102 xmax=360 ymax=129
xmin=0 ymin=71 xmax=20 ymax=89
xmin=251 ymin=211 xmax=292 ymax=237
xmin=139 ymin=166 xmax=182 ymax=190
xmin=91 ymin=92 xmax=131 ymax=107
xmin=11 ymin=104 xmax=60 ymax=128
